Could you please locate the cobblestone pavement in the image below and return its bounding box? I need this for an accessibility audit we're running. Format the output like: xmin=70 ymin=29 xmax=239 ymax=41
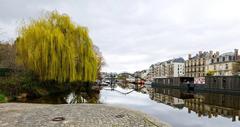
xmin=0 ymin=103 xmax=170 ymax=127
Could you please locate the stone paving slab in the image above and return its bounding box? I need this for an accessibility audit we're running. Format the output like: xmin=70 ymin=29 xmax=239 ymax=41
xmin=0 ymin=103 xmax=170 ymax=127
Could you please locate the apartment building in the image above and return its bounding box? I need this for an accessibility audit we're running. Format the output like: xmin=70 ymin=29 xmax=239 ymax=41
xmin=206 ymin=49 xmax=240 ymax=76
xmin=185 ymin=51 xmax=213 ymax=77
xmin=148 ymin=57 xmax=185 ymax=80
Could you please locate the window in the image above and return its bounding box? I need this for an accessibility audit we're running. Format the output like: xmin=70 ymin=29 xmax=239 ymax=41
xmin=222 ymin=57 xmax=225 ymax=62
xmin=225 ymin=64 xmax=228 ymax=70
xmin=214 ymin=78 xmax=216 ymax=82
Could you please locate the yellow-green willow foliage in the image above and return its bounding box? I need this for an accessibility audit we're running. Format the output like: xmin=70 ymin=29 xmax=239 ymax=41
xmin=16 ymin=11 xmax=100 ymax=83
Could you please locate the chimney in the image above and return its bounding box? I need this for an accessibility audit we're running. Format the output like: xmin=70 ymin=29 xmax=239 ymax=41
xmin=209 ymin=50 xmax=213 ymax=57
xmin=234 ymin=49 xmax=239 ymax=60
xmin=199 ymin=51 xmax=203 ymax=55
xmin=188 ymin=54 xmax=191 ymax=59
xmin=234 ymin=49 xmax=238 ymax=55
xmin=210 ymin=50 xmax=213 ymax=55
xmin=216 ymin=51 xmax=220 ymax=56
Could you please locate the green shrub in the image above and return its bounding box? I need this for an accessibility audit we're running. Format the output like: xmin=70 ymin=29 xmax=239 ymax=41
xmin=0 ymin=93 xmax=6 ymax=103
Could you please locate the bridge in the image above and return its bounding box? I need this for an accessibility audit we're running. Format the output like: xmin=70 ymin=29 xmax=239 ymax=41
xmin=101 ymin=72 xmax=147 ymax=91
xmin=120 ymin=72 xmax=147 ymax=81
xmin=102 ymin=72 xmax=147 ymax=84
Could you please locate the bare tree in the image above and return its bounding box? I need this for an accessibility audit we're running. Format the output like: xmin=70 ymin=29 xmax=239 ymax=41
xmin=93 ymin=45 xmax=105 ymax=80
xmin=0 ymin=42 xmax=16 ymax=69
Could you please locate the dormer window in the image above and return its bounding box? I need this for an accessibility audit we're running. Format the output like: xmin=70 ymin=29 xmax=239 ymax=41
xmin=211 ymin=59 xmax=214 ymax=63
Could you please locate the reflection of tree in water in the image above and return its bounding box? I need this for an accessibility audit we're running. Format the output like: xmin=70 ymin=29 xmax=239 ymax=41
xmin=23 ymin=92 xmax=70 ymax=104
xmin=66 ymin=92 xmax=86 ymax=104
xmin=67 ymin=89 xmax=100 ymax=104
xmin=15 ymin=86 xmax=101 ymax=104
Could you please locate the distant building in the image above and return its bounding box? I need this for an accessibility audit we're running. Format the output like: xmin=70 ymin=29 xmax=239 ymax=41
xmin=148 ymin=57 xmax=185 ymax=80
xmin=185 ymin=51 xmax=213 ymax=77
xmin=147 ymin=64 xmax=156 ymax=80
xmin=185 ymin=49 xmax=240 ymax=77
xmin=134 ymin=69 xmax=148 ymax=79
xmin=151 ymin=93 xmax=185 ymax=109
xmin=206 ymin=49 xmax=240 ymax=76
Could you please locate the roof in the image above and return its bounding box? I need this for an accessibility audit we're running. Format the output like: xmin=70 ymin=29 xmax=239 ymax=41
xmin=172 ymin=57 xmax=185 ymax=63
xmin=189 ymin=51 xmax=211 ymax=60
xmin=220 ymin=52 xmax=235 ymax=56
xmin=153 ymin=57 xmax=185 ymax=65
xmin=165 ymin=57 xmax=185 ymax=63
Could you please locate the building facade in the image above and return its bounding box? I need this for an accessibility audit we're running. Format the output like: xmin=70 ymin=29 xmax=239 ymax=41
xmin=147 ymin=64 xmax=155 ymax=80
xmin=134 ymin=69 xmax=148 ymax=79
xmin=206 ymin=49 xmax=240 ymax=76
xmin=185 ymin=49 xmax=240 ymax=77
xmin=148 ymin=57 xmax=185 ymax=80
xmin=185 ymin=51 xmax=214 ymax=77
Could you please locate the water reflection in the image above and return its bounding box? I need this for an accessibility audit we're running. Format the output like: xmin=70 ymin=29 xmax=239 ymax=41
xmin=9 ymin=83 xmax=240 ymax=127
xmin=186 ymin=93 xmax=240 ymax=122
xmin=150 ymin=88 xmax=240 ymax=122
xmin=12 ymin=89 xmax=100 ymax=104
xmin=65 ymin=91 xmax=100 ymax=104
xmin=100 ymin=84 xmax=240 ymax=127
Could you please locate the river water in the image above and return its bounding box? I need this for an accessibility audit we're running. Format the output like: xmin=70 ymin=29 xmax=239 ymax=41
xmin=100 ymin=85 xmax=240 ymax=127
xmin=12 ymin=84 xmax=240 ymax=127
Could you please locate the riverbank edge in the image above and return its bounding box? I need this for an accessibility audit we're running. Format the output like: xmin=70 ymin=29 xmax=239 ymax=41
xmin=0 ymin=103 xmax=171 ymax=127
xmin=106 ymin=103 xmax=171 ymax=127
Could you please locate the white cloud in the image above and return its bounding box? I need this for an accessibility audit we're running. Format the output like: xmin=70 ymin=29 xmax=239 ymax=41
xmin=1 ymin=0 xmax=240 ymax=72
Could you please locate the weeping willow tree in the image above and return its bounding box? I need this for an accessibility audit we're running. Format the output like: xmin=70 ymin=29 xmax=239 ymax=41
xmin=16 ymin=11 xmax=100 ymax=83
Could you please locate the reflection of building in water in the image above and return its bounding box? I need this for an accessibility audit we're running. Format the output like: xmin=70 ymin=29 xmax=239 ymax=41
xmin=151 ymin=92 xmax=185 ymax=109
xmin=150 ymin=88 xmax=194 ymax=100
xmin=149 ymin=88 xmax=189 ymax=109
xmin=185 ymin=93 xmax=240 ymax=121
xmin=150 ymin=88 xmax=240 ymax=121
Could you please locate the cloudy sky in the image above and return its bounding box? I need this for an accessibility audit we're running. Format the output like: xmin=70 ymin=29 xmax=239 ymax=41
xmin=1 ymin=0 xmax=240 ymax=73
